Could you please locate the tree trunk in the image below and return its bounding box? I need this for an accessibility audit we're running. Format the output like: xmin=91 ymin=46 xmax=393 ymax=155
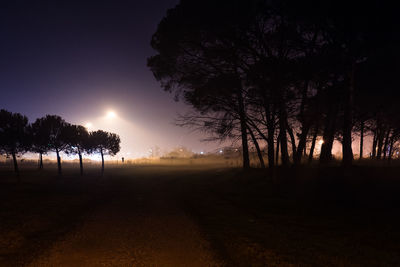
xmin=342 ymin=63 xmax=355 ymax=167
xmin=237 ymin=90 xmax=250 ymax=169
xmin=383 ymin=130 xmax=390 ymax=160
xmin=39 ymin=152 xmax=43 ymax=169
xmin=294 ymin=122 xmax=311 ymax=165
xmin=278 ymin=105 xmax=289 ymax=166
xmin=12 ymin=151 xmax=20 ymax=180
xmin=276 ymin=133 xmax=280 ymax=166
xmin=359 ymin=121 xmax=364 ymax=159
xmin=264 ymin=101 xmax=275 ymax=169
xmin=248 ymin=126 xmax=265 ymax=168
xmin=245 ymin=117 xmax=270 ymax=168
xmin=101 ymin=149 xmax=105 ymax=175
xmin=294 ymin=79 xmax=311 ymax=165
xmin=371 ymin=129 xmax=378 ymax=158
xmin=56 ymin=149 xmax=62 ymax=175
xmin=376 ymin=129 xmax=385 ymax=160
xmin=342 ymin=121 xmax=353 ymax=166
xmin=308 ymin=125 xmax=319 ymax=163
xmin=388 ymin=137 xmax=395 ymax=162
xmin=320 ymin=102 xmax=337 ymax=164
xmin=287 ymin=123 xmax=297 ymax=162
xmin=267 ymin=131 xmax=275 ymax=168
xmin=79 ymin=150 xmax=83 ymax=176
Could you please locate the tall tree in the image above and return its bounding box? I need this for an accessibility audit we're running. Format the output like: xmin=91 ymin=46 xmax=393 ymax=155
xmin=149 ymin=0 xmax=398 ymax=168
xmin=31 ymin=118 xmax=51 ymax=169
xmin=64 ymin=125 xmax=90 ymax=176
xmin=0 ymin=109 xmax=30 ymax=178
xmin=33 ymin=115 xmax=70 ymax=175
xmin=148 ymin=0 xmax=270 ymax=169
xmin=88 ymin=130 xmax=120 ymax=175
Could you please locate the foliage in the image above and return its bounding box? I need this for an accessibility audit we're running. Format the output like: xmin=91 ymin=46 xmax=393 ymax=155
xmin=149 ymin=0 xmax=400 ymax=167
xmin=88 ymin=130 xmax=121 ymax=156
xmin=64 ymin=124 xmax=90 ymax=155
xmin=0 ymin=109 xmax=30 ymax=156
xmin=32 ymin=115 xmax=70 ymax=153
xmin=0 ymin=109 xmax=121 ymax=175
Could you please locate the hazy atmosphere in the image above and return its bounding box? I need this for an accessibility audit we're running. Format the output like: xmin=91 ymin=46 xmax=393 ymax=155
xmin=1 ymin=1 xmax=400 ymax=266
xmin=0 ymin=0 xmax=221 ymax=159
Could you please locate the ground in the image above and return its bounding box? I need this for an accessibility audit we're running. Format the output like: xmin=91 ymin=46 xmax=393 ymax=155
xmin=1 ymin=164 xmax=400 ymax=266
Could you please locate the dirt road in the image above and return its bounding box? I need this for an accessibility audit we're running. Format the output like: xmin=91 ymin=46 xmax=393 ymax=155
xmin=27 ymin=176 xmax=223 ymax=267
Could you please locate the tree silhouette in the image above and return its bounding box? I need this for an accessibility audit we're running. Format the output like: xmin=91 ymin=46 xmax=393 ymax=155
xmin=88 ymin=130 xmax=120 ymax=175
xmin=149 ymin=0 xmax=313 ymax=168
xmin=0 ymin=109 xmax=30 ymax=178
xmin=150 ymin=0 xmax=399 ymax=167
xmin=148 ymin=0 xmax=267 ymax=169
xmin=64 ymin=125 xmax=90 ymax=176
xmin=34 ymin=115 xmax=70 ymax=175
xmin=31 ymin=117 xmax=51 ymax=169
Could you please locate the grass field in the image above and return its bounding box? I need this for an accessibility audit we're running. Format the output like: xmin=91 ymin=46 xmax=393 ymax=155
xmin=1 ymin=163 xmax=400 ymax=266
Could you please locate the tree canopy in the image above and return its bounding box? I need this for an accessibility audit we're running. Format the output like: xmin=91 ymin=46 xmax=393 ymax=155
xmin=88 ymin=130 xmax=121 ymax=174
xmin=149 ymin=0 xmax=400 ymax=168
xmin=0 ymin=109 xmax=122 ymax=177
xmin=0 ymin=109 xmax=30 ymax=177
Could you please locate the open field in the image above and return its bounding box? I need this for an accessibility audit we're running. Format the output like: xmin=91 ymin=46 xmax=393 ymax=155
xmin=1 ymin=164 xmax=400 ymax=266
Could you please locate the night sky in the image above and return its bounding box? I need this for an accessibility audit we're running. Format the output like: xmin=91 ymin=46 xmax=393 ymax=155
xmin=0 ymin=1 xmax=219 ymax=158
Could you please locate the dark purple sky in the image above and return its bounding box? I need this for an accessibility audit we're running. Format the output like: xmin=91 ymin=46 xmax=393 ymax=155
xmin=0 ymin=1 xmax=221 ymax=158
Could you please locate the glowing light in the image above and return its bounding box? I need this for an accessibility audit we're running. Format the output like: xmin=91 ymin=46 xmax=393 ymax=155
xmin=85 ymin=122 xmax=93 ymax=129
xmin=219 ymin=150 xmax=223 ymax=153
xmin=200 ymin=151 xmax=204 ymax=155
xmin=319 ymin=140 xmax=324 ymax=145
xmin=106 ymin=110 xmax=117 ymax=119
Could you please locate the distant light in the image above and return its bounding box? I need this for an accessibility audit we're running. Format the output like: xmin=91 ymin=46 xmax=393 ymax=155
xmin=219 ymin=150 xmax=223 ymax=153
xmin=318 ymin=140 xmax=324 ymax=145
xmin=85 ymin=122 xmax=93 ymax=129
xmin=106 ymin=110 xmax=117 ymax=119
xmin=200 ymin=151 xmax=204 ymax=155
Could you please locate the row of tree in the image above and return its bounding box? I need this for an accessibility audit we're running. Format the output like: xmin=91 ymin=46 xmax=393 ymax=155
xmin=149 ymin=0 xmax=400 ymax=169
xmin=0 ymin=109 xmax=120 ymax=178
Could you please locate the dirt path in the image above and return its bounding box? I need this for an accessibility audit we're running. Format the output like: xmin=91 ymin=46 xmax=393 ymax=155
xmin=27 ymin=177 xmax=223 ymax=267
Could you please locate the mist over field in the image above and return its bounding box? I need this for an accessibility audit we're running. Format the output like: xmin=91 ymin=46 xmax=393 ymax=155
xmin=1 ymin=0 xmax=400 ymax=266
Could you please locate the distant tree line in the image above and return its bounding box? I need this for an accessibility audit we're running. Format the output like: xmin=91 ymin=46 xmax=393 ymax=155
xmin=0 ymin=109 xmax=120 ymax=178
xmin=148 ymin=0 xmax=399 ymax=169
